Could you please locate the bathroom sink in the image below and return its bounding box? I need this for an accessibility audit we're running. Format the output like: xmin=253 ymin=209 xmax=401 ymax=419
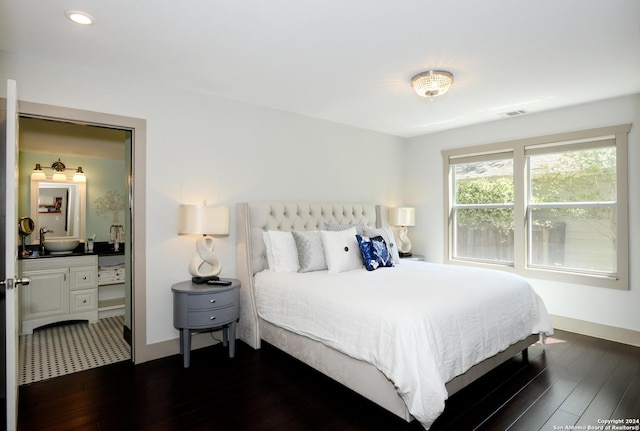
xmin=43 ymin=238 xmax=80 ymax=254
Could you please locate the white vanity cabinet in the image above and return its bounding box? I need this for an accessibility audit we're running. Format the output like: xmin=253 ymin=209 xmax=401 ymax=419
xmin=20 ymin=255 xmax=98 ymax=335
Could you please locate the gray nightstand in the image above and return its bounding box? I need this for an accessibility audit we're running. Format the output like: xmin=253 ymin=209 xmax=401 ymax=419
xmin=172 ymin=279 xmax=240 ymax=368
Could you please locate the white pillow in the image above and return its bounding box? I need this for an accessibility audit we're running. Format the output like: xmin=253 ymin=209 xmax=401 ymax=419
xmin=363 ymin=226 xmax=401 ymax=265
xmin=321 ymin=227 xmax=363 ymax=273
xmin=324 ymin=222 xmax=365 ymax=236
xmin=262 ymin=230 xmax=299 ymax=272
xmin=262 ymin=231 xmax=275 ymax=271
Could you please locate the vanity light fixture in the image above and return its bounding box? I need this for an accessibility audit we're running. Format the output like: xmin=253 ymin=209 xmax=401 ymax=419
xmin=178 ymin=203 xmax=230 ymax=279
xmin=31 ymin=164 xmax=46 ymax=181
xmin=31 ymin=159 xmax=87 ymax=182
xmin=411 ymin=70 xmax=454 ymax=98
xmin=73 ymin=167 xmax=86 ymax=183
xmin=51 ymin=159 xmax=67 ymax=181
xmin=65 ymin=10 xmax=95 ymax=25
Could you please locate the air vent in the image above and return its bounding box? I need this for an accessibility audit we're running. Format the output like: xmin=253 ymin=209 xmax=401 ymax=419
xmin=503 ymin=109 xmax=527 ymax=117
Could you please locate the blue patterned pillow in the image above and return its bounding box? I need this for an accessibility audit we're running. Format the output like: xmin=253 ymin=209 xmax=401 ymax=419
xmin=356 ymin=235 xmax=394 ymax=271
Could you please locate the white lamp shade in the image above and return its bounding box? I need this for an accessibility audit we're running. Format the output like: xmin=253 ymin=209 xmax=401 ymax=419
xmin=178 ymin=205 xmax=230 ymax=235
xmin=52 ymin=172 xmax=67 ymax=181
xmin=389 ymin=207 xmax=415 ymax=227
xmin=31 ymin=170 xmax=46 ymax=181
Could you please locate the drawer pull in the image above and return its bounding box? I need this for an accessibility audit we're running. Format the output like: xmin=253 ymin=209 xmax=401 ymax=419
xmin=210 ymin=299 xmax=216 ymax=303
xmin=82 ymin=276 xmax=87 ymax=281
xmin=82 ymin=300 xmax=87 ymax=304
xmin=210 ymin=316 xmax=216 ymax=320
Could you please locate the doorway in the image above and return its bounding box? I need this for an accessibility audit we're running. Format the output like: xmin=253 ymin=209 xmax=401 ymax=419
xmin=18 ymin=117 xmax=131 ymax=382
xmin=14 ymin=100 xmax=148 ymax=374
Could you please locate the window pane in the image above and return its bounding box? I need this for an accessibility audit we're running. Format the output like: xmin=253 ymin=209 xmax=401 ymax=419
xmin=530 ymin=207 xmax=616 ymax=274
xmin=530 ymin=147 xmax=616 ymax=203
xmin=455 ymin=160 xmax=513 ymax=204
xmin=453 ymin=159 xmax=514 ymax=263
xmin=455 ymin=208 xmax=514 ymax=263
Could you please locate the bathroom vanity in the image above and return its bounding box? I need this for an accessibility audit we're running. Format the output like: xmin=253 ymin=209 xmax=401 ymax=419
xmin=20 ymin=255 xmax=98 ymax=335
xmin=20 ymin=172 xmax=126 ymax=334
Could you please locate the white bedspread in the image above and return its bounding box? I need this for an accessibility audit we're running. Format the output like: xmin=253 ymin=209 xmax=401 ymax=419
xmin=254 ymin=261 xmax=553 ymax=430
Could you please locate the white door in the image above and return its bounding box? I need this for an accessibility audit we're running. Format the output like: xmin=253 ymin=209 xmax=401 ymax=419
xmin=4 ymin=79 xmax=20 ymax=431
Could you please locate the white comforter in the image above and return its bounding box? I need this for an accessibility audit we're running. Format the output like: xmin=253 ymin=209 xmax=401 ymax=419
xmin=254 ymin=261 xmax=553 ymax=429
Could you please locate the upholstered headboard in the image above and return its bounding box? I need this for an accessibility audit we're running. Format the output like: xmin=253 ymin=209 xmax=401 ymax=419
xmin=236 ymin=202 xmax=386 ymax=348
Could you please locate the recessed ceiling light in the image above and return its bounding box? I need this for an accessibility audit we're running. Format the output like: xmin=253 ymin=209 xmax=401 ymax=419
xmin=65 ymin=10 xmax=95 ymax=25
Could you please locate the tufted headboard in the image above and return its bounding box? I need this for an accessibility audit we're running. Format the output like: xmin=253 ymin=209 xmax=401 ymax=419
xmin=236 ymin=202 xmax=386 ymax=348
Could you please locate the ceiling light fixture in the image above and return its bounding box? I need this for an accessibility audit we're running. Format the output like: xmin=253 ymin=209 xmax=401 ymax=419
xmin=410 ymin=70 xmax=454 ymax=98
xmin=65 ymin=10 xmax=95 ymax=25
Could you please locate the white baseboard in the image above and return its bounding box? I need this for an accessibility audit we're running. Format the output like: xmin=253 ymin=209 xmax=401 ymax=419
xmin=550 ymin=314 xmax=640 ymax=347
xmin=136 ymin=330 xmax=221 ymax=364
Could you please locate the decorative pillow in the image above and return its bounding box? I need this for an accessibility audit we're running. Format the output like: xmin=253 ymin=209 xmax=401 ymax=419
xmin=262 ymin=231 xmax=275 ymax=271
xmin=363 ymin=226 xmax=400 ymax=264
xmin=292 ymin=230 xmax=327 ymax=273
xmin=321 ymin=227 xmax=363 ymax=274
xmin=262 ymin=230 xmax=299 ymax=272
xmin=324 ymin=222 xmax=365 ymax=236
xmin=356 ymin=235 xmax=394 ymax=271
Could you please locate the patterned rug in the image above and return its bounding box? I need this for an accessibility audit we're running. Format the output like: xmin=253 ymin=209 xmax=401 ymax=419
xmin=19 ymin=315 xmax=131 ymax=385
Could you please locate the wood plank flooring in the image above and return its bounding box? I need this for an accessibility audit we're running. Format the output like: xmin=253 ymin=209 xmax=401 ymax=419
xmin=18 ymin=330 xmax=640 ymax=431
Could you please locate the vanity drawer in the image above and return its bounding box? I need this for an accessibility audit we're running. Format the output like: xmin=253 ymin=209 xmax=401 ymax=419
xmin=187 ymin=289 xmax=237 ymax=310
xmin=187 ymin=305 xmax=237 ymax=328
xmin=70 ymin=288 xmax=98 ymax=313
xmin=70 ymin=266 xmax=98 ymax=290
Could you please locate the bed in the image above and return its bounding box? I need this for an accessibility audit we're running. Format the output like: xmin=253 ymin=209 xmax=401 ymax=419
xmin=236 ymin=202 xmax=553 ymax=429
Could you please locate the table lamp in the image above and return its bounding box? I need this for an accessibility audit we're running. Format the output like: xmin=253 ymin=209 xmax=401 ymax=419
xmin=178 ymin=204 xmax=230 ymax=279
xmin=389 ymin=207 xmax=415 ymax=257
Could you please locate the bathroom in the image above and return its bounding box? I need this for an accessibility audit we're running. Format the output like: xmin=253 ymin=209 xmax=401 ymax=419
xmin=16 ymin=117 xmax=132 ymax=384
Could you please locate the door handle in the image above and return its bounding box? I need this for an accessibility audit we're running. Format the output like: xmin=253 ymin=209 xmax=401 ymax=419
xmin=16 ymin=277 xmax=30 ymax=286
xmin=0 ymin=277 xmax=30 ymax=289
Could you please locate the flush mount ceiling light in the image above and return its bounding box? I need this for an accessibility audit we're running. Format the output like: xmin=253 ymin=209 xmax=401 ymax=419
xmin=65 ymin=10 xmax=95 ymax=25
xmin=410 ymin=70 xmax=454 ymax=98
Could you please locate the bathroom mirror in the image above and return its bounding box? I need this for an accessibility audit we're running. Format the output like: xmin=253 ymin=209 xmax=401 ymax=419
xmin=30 ymin=179 xmax=86 ymax=242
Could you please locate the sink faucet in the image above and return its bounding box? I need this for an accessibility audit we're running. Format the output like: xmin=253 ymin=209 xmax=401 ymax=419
xmin=39 ymin=226 xmax=53 ymax=252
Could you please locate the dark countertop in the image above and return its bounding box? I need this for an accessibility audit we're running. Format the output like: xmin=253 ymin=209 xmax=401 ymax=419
xmin=19 ymin=241 xmax=125 ymax=259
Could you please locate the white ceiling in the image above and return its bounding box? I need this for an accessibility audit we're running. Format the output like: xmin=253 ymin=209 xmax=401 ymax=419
xmin=2 ymin=0 xmax=639 ymax=138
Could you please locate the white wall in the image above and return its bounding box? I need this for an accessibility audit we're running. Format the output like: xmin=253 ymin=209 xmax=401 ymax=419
xmin=4 ymin=48 xmax=637 ymax=346
xmin=405 ymin=95 xmax=640 ymax=334
xmin=1 ymin=50 xmax=405 ymax=345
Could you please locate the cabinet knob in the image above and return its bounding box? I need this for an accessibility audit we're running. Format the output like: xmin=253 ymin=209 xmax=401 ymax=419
xmin=210 ymin=316 xmax=216 ymax=320
xmin=210 ymin=299 xmax=216 ymax=303
xmin=82 ymin=300 xmax=87 ymax=304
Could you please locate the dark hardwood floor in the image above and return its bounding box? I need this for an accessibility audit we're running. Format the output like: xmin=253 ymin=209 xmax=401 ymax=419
xmin=18 ymin=329 xmax=640 ymax=431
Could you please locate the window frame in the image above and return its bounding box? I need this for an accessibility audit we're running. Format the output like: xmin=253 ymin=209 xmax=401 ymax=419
xmin=442 ymin=124 xmax=631 ymax=290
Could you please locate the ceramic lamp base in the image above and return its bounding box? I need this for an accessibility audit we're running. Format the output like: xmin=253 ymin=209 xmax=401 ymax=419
xmin=188 ymin=236 xmax=222 ymax=277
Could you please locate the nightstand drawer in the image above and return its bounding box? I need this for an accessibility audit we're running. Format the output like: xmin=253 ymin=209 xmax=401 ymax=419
xmin=187 ymin=289 xmax=236 ymax=310
xmin=187 ymin=305 xmax=237 ymax=328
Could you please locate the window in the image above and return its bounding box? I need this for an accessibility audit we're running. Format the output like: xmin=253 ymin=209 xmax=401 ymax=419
xmin=451 ymin=153 xmax=514 ymax=264
xmin=443 ymin=124 xmax=630 ymax=290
